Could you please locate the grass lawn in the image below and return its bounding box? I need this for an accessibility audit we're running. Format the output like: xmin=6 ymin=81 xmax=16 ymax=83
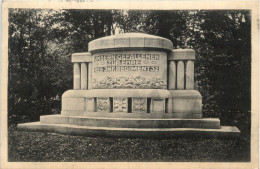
xmin=8 ymin=128 xmax=250 ymax=162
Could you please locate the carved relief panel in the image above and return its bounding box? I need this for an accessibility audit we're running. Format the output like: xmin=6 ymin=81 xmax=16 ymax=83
xmin=113 ymin=98 xmax=128 ymax=113
xmin=97 ymin=97 xmax=111 ymax=112
xmin=132 ymin=98 xmax=147 ymax=113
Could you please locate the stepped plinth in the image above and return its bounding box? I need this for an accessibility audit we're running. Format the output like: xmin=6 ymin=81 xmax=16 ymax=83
xmin=18 ymin=33 xmax=240 ymax=137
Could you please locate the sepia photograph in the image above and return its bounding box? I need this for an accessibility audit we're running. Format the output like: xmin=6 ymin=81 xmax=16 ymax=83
xmin=1 ymin=1 xmax=259 ymax=169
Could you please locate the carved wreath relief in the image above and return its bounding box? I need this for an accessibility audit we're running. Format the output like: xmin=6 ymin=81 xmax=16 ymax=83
xmin=132 ymin=98 xmax=147 ymax=113
xmin=92 ymin=75 xmax=166 ymax=89
xmin=97 ymin=98 xmax=110 ymax=112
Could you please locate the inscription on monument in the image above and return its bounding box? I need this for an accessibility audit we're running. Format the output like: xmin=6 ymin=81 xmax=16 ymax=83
xmin=92 ymin=51 xmax=167 ymax=89
xmin=94 ymin=53 xmax=160 ymax=73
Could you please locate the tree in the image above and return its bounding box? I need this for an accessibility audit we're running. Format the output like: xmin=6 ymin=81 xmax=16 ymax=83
xmin=190 ymin=11 xmax=251 ymax=129
xmin=8 ymin=9 xmax=73 ymax=126
xmin=112 ymin=10 xmax=147 ymax=33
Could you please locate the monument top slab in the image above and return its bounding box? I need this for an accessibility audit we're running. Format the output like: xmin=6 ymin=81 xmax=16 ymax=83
xmin=88 ymin=33 xmax=173 ymax=53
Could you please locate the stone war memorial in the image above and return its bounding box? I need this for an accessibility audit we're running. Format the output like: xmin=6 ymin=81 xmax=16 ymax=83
xmin=18 ymin=33 xmax=240 ymax=137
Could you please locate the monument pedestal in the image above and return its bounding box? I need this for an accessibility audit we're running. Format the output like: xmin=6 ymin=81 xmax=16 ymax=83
xmin=18 ymin=89 xmax=240 ymax=137
xmin=18 ymin=121 xmax=239 ymax=138
xmin=18 ymin=33 xmax=240 ymax=137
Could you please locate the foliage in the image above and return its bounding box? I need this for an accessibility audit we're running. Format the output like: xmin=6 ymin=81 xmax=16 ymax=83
xmin=8 ymin=9 xmax=251 ymax=134
xmin=93 ymin=75 xmax=167 ymax=89
xmin=8 ymin=9 xmax=71 ymax=126
xmin=192 ymin=11 xmax=251 ymax=128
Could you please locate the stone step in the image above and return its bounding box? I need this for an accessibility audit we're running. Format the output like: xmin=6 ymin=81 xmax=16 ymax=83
xmin=17 ymin=122 xmax=240 ymax=138
xmin=40 ymin=115 xmax=220 ymax=129
xmin=61 ymin=111 xmax=202 ymax=119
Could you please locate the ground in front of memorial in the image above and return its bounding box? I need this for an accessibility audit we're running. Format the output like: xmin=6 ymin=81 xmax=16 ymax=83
xmin=8 ymin=127 xmax=250 ymax=162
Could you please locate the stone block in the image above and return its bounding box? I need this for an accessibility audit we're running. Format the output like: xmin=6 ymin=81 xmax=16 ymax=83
xmin=172 ymin=98 xmax=202 ymax=115
xmin=144 ymin=38 xmax=163 ymax=48
xmin=167 ymin=98 xmax=173 ymax=113
xmin=115 ymin=38 xmax=130 ymax=48
xmin=186 ymin=60 xmax=194 ymax=89
xmin=88 ymin=39 xmax=101 ymax=51
xmin=66 ymin=126 xmax=91 ymax=136
xmin=177 ymin=61 xmax=185 ymax=89
xmin=62 ymin=89 xmax=172 ymax=99
xmin=88 ymin=33 xmax=173 ymax=53
xmin=61 ymin=110 xmax=84 ymax=116
xmin=174 ymin=98 xmax=201 ymax=113
xmin=73 ymin=63 xmax=81 ymax=90
xmin=54 ymin=125 xmax=68 ymax=135
xmin=88 ymin=63 xmax=92 ymax=89
xmin=113 ymin=97 xmax=128 ymax=113
xmin=85 ymin=98 xmax=96 ymax=112
xmin=150 ymin=98 xmax=165 ymax=113
xmin=169 ymin=90 xmax=202 ymax=118
xmin=18 ymin=122 xmax=240 ymax=138
xmin=101 ymin=39 xmax=114 ymax=49
xmin=40 ymin=115 xmax=69 ymax=124
xmin=97 ymin=97 xmax=111 ymax=112
xmin=130 ymin=37 xmax=144 ymax=47
xmin=62 ymin=98 xmax=85 ymax=111
xmin=64 ymin=116 xmax=220 ymax=129
xmin=163 ymin=40 xmax=173 ymax=50
xmin=68 ymin=117 xmax=84 ymax=126
xmin=17 ymin=122 xmax=54 ymax=132
xmin=62 ymin=90 xmax=87 ymax=98
xmin=173 ymin=112 xmax=202 ymax=119
xmin=132 ymin=98 xmax=147 ymax=113
xmin=62 ymin=110 xmax=177 ymax=118
xmin=81 ymin=63 xmax=88 ymax=89
xmin=168 ymin=61 xmax=176 ymax=90
xmin=168 ymin=49 xmax=195 ymax=60
xmin=71 ymin=53 xmax=92 ymax=63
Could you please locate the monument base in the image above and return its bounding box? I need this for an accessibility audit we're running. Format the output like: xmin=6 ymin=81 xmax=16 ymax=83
xmin=17 ymin=88 xmax=240 ymax=137
xmin=18 ymin=114 xmax=240 ymax=138
xmin=18 ymin=122 xmax=239 ymax=138
xmin=61 ymin=89 xmax=203 ymax=118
